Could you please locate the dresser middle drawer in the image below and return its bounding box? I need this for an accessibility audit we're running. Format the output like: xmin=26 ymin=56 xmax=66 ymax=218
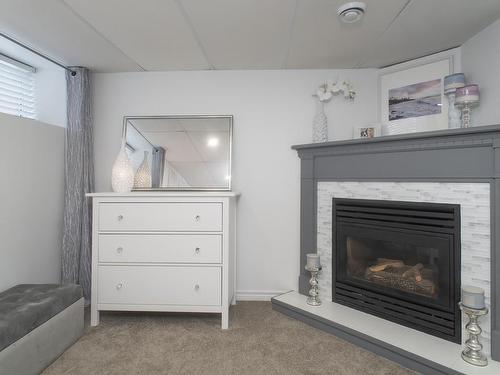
xmin=98 ymin=234 xmax=222 ymax=264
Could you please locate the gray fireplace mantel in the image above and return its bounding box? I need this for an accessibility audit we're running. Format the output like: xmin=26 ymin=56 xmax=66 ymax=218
xmin=291 ymin=124 xmax=500 ymax=361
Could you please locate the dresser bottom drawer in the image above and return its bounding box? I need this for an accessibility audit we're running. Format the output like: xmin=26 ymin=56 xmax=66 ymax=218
xmin=98 ymin=265 xmax=221 ymax=306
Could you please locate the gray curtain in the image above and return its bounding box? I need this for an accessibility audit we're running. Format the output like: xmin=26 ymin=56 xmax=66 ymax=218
xmin=152 ymin=147 xmax=165 ymax=188
xmin=62 ymin=67 xmax=94 ymax=301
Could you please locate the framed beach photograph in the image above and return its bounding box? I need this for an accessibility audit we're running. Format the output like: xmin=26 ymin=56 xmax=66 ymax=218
xmin=378 ymin=50 xmax=459 ymax=136
xmin=388 ymin=79 xmax=442 ymax=121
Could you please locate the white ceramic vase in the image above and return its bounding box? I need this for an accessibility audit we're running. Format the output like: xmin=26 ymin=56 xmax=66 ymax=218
xmin=312 ymin=100 xmax=328 ymax=143
xmin=111 ymin=141 xmax=135 ymax=193
xmin=134 ymin=150 xmax=152 ymax=188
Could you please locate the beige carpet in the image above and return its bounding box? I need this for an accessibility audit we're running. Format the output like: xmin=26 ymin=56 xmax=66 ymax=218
xmin=43 ymin=302 xmax=414 ymax=375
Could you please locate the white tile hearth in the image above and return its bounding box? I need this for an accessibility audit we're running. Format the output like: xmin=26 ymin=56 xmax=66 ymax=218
xmin=274 ymin=291 xmax=500 ymax=375
xmin=317 ymin=181 xmax=491 ymax=354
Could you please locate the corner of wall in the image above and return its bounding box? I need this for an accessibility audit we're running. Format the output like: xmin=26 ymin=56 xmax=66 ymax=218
xmin=461 ymin=18 xmax=500 ymax=127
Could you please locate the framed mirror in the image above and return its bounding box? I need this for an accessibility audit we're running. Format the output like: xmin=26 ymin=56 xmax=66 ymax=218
xmin=123 ymin=115 xmax=232 ymax=191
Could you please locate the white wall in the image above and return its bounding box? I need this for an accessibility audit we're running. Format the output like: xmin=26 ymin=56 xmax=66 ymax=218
xmin=35 ymin=65 xmax=67 ymax=128
xmin=0 ymin=113 xmax=65 ymax=291
xmin=462 ymin=18 xmax=500 ymax=127
xmin=92 ymin=69 xmax=378 ymax=298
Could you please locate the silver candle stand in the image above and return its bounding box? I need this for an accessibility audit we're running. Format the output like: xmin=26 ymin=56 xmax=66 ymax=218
xmin=459 ymin=302 xmax=489 ymax=367
xmin=305 ymin=265 xmax=322 ymax=306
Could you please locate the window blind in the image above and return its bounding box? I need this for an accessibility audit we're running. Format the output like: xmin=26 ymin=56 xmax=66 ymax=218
xmin=0 ymin=55 xmax=36 ymax=119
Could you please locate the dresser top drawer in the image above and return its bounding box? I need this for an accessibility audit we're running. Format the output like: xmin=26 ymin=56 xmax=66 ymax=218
xmin=98 ymin=202 xmax=222 ymax=232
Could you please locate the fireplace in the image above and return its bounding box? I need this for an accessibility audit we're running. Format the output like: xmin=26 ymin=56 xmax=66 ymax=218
xmin=332 ymin=198 xmax=461 ymax=343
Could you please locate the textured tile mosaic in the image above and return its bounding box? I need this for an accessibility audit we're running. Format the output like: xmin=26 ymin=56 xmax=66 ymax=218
xmin=316 ymin=182 xmax=491 ymax=353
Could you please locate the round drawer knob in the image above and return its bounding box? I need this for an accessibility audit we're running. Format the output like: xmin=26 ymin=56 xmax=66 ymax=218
xmin=195 ymin=215 xmax=201 ymax=222
xmin=116 ymin=283 xmax=123 ymax=290
xmin=195 ymin=247 xmax=200 ymax=254
xmin=194 ymin=284 xmax=200 ymax=291
xmin=117 ymin=215 xmax=124 ymax=221
xmin=116 ymin=247 xmax=123 ymax=254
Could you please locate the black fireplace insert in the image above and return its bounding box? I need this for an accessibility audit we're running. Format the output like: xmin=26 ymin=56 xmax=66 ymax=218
xmin=332 ymin=198 xmax=461 ymax=343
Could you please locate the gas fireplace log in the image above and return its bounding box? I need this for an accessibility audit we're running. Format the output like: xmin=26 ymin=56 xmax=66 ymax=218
xmin=368 ymin=258 xmax=405 ymax=272
xmin=402 ymin=263 xmax=424 ymax=282
xmin=416 ymin=279 xmax=436 ymax=295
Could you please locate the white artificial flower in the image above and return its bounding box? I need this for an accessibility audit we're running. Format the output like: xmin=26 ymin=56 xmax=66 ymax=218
xmin=314 ymin=79 xmax=356 ymax=102
xmin=328 ymin=79 xmax=341 ymax=94
xmin=316 ymin=84 xmax=333 ymax=102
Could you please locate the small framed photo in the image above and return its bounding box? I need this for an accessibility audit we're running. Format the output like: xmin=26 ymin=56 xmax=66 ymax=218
xmin=354 ymin=125 xmax=381 ymax=139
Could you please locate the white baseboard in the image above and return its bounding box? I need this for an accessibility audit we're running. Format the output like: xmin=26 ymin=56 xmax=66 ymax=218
xmin=236 ymin=290 xmax=289 ymax=301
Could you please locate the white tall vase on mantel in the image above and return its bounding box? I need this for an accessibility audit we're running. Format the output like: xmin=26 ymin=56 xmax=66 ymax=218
xmin=111 ymin=140 xmax=135 ymax=193
xmin=312 ymin=99 xmax=328 ymax=143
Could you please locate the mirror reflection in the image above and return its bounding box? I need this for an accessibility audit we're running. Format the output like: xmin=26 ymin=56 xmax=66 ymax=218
xmin=124 ymin=116 xmax=232 ymax=190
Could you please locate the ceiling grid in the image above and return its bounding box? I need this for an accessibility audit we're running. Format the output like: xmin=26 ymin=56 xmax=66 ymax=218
xmin=174 ymin=0 xmax=215 ymax=70
xmin=0 ymin=0 xmax=499 ymax=72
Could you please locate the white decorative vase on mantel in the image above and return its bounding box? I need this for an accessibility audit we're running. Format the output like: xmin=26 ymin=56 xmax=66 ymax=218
xmin=111 ymin=140 xmax=135 ymax=193
xmin=312 ymin=99 xmax=328 ymax=143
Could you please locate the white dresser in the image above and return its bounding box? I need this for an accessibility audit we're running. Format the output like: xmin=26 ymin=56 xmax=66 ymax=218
xmin=87 ymin=192 xmax=238 ymax=329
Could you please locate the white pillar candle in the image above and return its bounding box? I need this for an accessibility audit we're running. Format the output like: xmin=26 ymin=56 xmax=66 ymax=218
xmin=462 ymin=285 xmax=485 ymax=309
xmin=306 ymin=253 xmax=321 ymax=269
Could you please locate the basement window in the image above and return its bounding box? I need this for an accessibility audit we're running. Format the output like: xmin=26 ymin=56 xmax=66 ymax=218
xmin=0 ymin=53 xmax=36 ymax=119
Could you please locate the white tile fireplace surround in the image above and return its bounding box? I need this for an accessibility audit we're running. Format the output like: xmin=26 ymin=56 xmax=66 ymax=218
xmin=317 ymin=181 xmax=491 ymax=355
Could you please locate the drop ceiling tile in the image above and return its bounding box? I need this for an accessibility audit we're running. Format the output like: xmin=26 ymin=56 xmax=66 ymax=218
xmin=188 ymin=130 xmax=230 ymax=162
xmin=178 ymin=117 xmax=231 ymax=132
xmin=130 ymin=118 xmax=184 ymax=133
xmin=358 ymin=0 xmax=500 ymax=68
xmin=3 ymin=0 xmax=500 ymax=72
xmin=286 ymin=0 xmax=408 ymax=69
xmin=143 ymin=131 xmax=203 ymax=162
xmin=64 ymin=0 xmax=210 ymax=71
xmin=0 ymin=0 xmax=141 ymax=72
xmin=181 ymin=0 xmax=297 ymax=69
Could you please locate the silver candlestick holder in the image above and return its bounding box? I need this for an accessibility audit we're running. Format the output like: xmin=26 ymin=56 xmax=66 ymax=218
xmin=456 ymin=102 xmax=477 ymax=128
xmin=305 ymin=265 xmax=322 ymax=306
xmin=459 ymin=302 xmax=488 ymax=367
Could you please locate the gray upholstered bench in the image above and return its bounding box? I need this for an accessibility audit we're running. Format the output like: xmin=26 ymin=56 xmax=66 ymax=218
xmin=0 ymin=284 xmax=84 ymax=375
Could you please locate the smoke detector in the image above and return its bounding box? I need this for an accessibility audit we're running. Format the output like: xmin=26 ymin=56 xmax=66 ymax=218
xmin=337 ymin=2 xmax=366 ymax=23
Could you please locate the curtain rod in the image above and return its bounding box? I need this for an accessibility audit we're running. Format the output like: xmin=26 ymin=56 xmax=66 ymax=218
xmin=0 ymin=32 xmax=77 ymax=76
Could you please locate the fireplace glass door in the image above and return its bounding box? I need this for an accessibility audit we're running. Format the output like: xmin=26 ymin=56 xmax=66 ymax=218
xmin=337 ymin=223 xmax=452 ymax=310
xmin=332 ymin=198 xmax=461 ymax=343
